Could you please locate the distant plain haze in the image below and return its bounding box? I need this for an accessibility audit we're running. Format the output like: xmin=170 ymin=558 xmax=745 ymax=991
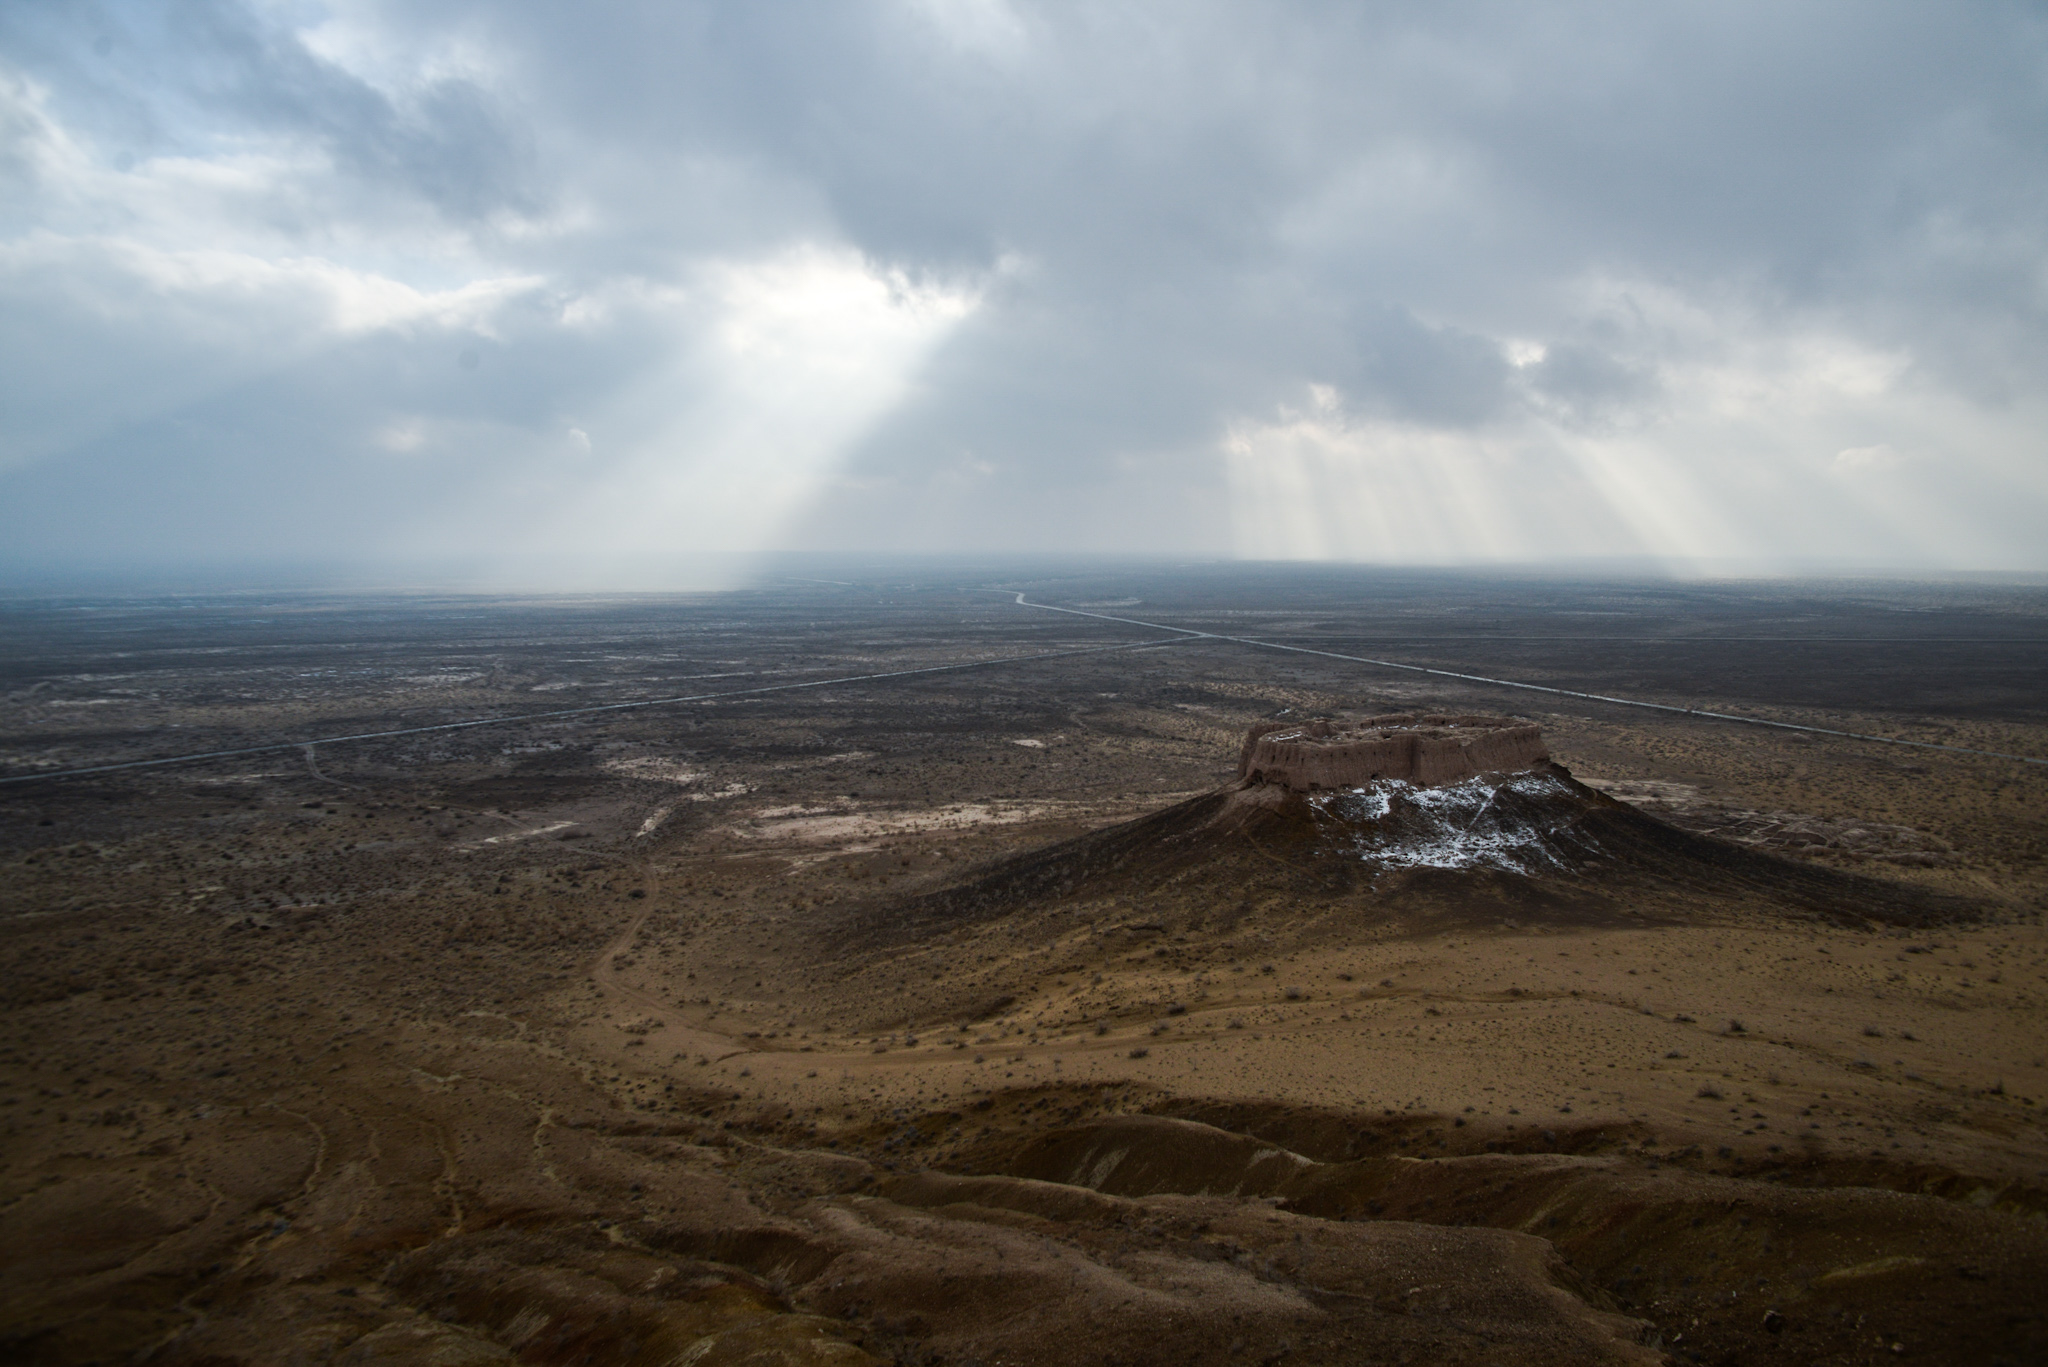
xmin=3 ymin=1 xmax=2045 ymax=587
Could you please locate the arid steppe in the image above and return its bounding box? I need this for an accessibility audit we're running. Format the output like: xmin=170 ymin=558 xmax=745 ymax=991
xmin=3 ymin=567 xmax=2045 ymax=1366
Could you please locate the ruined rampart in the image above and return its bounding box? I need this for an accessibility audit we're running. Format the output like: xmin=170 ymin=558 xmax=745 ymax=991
xmin=1238 ymin=713 xmax=1548 ymax=791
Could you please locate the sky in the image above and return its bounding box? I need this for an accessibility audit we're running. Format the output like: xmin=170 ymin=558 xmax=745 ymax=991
xmin=2 ymin=1 xmax=2045 ymax=586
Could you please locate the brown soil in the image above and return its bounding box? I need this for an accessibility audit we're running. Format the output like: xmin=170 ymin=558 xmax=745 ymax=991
xmin=3 ymin=572 xmax=2045 ymax=1366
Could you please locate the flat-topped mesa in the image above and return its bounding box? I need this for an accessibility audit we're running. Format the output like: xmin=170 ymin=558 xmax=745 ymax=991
xmin=1238 ymin=713 xmax=1549 ymax=791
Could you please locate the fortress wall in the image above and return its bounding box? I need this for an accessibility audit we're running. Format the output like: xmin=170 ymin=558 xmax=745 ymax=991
xmin=1410 ymin=738 xmax=1479 ymax=788
xmin=1460 ymin=724 xmax=1548 ymax=774
xmin=1250 ymin=735 xmax=1414 ymax=789
xmin=1239 ymin=717 xmax=1548 ymax=791
xmin=1238 ymin=720 xmax=1298 ymax=777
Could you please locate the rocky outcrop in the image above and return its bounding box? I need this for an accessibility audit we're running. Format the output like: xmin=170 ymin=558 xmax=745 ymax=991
xmin=1239 ymin=713 xmax=1548 ymax=791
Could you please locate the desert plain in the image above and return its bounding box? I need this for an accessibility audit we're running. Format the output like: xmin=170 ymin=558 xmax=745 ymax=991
xmin=2 ymin=565 xmax=2045 ymax=1366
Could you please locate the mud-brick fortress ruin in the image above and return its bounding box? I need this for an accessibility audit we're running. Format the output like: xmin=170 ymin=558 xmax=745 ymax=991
xmin=1238 ymin=714 xmax=1549 ymax=792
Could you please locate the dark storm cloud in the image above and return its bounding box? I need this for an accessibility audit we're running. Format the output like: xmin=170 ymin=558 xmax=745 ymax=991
xmin=2 ymin=1 xmax=2044 ymax=576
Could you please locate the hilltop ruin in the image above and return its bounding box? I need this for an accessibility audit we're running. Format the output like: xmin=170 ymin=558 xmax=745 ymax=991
xmin=1238 ymin=713 xmax=1548 ymax=791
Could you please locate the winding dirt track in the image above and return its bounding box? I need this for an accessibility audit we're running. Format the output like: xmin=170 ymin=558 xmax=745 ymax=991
xmin=587 ymin=862 xmax=752 ymax=1063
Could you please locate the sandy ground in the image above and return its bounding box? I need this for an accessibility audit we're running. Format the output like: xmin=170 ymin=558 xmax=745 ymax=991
xmin=588 ymin=917 xmax=2048 ymax=1186
xmin=4 ymin=575 xmax=2046 ymax=1365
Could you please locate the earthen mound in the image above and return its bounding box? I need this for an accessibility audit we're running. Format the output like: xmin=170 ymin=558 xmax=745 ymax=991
xmin=832 ymin=734 xmax=1985 ymax=953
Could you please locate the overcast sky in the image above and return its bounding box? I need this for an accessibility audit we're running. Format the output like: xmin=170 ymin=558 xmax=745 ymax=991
xmin=3 ymin=1 xmax=2045 ymax=585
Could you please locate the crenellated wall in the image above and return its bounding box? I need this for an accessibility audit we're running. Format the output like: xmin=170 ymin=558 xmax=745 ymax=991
xmin=1238 ymin=713 xmax=1548 ymax=791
